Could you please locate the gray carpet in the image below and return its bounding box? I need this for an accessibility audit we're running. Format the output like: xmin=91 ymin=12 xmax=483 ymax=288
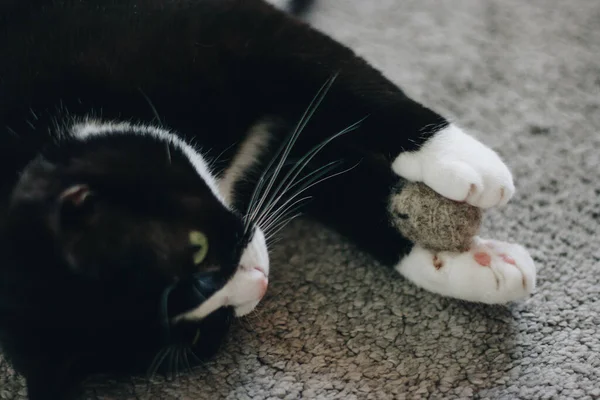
xmin=2 ymin=0 xmax=600 ymax=398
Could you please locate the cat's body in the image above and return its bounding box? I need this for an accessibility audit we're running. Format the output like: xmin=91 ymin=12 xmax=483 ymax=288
xmin=0 ymin=1 xmax=536 ymax=399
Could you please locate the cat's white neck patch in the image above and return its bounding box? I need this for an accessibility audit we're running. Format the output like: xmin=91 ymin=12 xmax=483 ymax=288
xmin=71 ymin=120 xmax=227 ymax=207
xmin=217 ymin=120 xmax=272 ymax=206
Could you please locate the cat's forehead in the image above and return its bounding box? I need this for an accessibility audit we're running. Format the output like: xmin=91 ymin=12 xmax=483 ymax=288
xmin=68 ymin=120 xmax=227 ymax=206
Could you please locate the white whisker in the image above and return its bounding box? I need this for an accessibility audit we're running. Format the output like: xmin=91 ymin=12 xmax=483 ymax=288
xmin=254 ymin=118 xmax=365 ymax=230
xmin=260 ymin=161 xmax=361 ymax=236
xmin=244 ymin=74 xmax=339 ymax=228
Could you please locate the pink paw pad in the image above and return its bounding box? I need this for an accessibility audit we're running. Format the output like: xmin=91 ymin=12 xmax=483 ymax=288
xmin=474 ymin=252 xmax=491 ymax=267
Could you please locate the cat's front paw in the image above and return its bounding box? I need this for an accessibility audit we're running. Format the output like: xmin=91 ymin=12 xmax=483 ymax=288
xmin=392 ymin=124 xmax=515 ymax=209
xmin=397 ymin=237 xmax=536 ymax=304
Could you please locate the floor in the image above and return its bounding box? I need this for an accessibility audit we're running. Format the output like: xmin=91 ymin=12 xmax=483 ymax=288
xmin=2 ymin=0 xmax=599 ymax=398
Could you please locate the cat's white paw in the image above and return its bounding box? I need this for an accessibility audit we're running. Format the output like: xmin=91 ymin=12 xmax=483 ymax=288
xmin=392 ymin=124 xmax=515 ymax=209
xmin=396 ymin=237 xmax=536 ymax=304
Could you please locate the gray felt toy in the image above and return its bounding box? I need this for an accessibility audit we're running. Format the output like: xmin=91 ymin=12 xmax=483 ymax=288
xmin=389 ymin=181 xmax=483 ymax=252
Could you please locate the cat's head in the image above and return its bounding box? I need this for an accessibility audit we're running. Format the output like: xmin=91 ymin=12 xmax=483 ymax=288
xmin=0 ymin=121 xmax=269 ymax=388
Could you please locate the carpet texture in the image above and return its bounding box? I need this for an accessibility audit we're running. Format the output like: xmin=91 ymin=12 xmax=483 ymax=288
xmin=2 ymin=0 xmax=599 ymax=398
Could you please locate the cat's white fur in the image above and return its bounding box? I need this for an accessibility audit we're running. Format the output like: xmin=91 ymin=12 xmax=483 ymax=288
xmin=72 ymin=120 xmax=270 ymax=318
xmin=393 ymin=124 xmax=515 ymax=209
xmin=392 ymin=124 xmax=536 ymax=303
xmin=218 ymin=121 xmax=272 ymax=206
xmin=396 ymin=237 xmax=535 ymax=304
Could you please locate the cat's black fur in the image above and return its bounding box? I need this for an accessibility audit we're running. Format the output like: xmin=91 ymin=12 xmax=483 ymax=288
xmin=0 ymin=0 xmax=449 ymax=398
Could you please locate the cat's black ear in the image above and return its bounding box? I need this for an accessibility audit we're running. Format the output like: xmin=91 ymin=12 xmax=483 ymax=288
xmin=59 ymin=184 xmax=92 ymax=207
xmin=58 ymin=184 xmax=94 ymax=228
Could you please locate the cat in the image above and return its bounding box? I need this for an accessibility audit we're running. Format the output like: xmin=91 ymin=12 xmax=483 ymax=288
xmin=0 ymin=0 xmax=536 ymax=398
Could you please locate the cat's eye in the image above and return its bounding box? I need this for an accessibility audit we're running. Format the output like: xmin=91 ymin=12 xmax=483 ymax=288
xmin=189 ymin=230 xmax=209 ymax=265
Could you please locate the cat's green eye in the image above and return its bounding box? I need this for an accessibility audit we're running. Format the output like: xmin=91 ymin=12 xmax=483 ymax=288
xmin=189 ymin=230 xmax=209 ymax=265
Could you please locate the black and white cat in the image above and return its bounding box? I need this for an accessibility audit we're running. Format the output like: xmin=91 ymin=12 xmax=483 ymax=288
xmin=0 ymin=0 xmax=536 ymax=398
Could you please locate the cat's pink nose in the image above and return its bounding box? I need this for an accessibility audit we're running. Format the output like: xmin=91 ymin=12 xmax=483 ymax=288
xmin=258 ymin=276 xmax=268 ymax=299
xmin=247 ymin=266 xmax=268 ymax=298
xmin=239 ymin=264 xmax=268 ymax=300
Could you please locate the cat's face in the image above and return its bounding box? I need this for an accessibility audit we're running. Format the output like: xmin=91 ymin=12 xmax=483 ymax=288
xmin=2 ymin=122 xmax=269 ymax=373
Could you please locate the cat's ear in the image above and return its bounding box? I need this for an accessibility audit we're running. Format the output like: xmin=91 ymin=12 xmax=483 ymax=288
xmin=58 ymin=184 xmax=94 ymax=228
xmin=59 ymin=184 xmax=92 ymax=207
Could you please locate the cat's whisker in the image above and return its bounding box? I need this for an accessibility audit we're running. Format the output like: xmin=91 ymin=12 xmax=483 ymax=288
xmin=164 ymin=348 xmax=173 ymax=381
xmin=177 ymin=348 xmax=186 ymax=378
xmin=260 ymin=160 xmax=360 ymax=237
xmin=262 ymin=203 xmax=306 ymax=239
xmin=177 ymin=347 xmax=187 ymax=378
xmin=246 ymin=86 xmax=333 ymax=225
xmin=146 ymin=347 xmax=171 ymax=381
xmin=174 ymin=348 xmax=182 ymax=380
xmin=186 ymin=348 xmax=203 ymax=365
xmin=158 ymin=283 xmax=177 ymax=343
xmin=138 ymin=88 xmax=173 ymax=164
xmin=244 ymin=74 xmax=339 ymax=229
xmin=210 ymin=140 xmax=239 ymax=170
xmin=265 ymin=212 xmax=303 ymax=242
xmin=253 ymin=118 xmax=364 ymax=230
xmin=182 ymin=348 xmax=193 ymax=373
xmin=257 ymin=158 xmax=346 ymax=232
xmin=262 ymin=165 xmax=358 ymax=244
xmin=255 ymin=160 xmax=340 ymax=230
xmin=260 ymin=196 xmax=311 ymax=235
xmin=240 ymin=315 xmax=258 ymax=332
xmin=266 ymin=237 xmax=284 ymax=248
xmin=241 ymin=309 xmax=265 ymax=327
xmin=243 ymin=114 xmax=309 ymax=228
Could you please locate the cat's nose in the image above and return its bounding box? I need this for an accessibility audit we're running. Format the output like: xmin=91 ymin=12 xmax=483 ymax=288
xmin=240 ymin=264 xmax=268 ymax=299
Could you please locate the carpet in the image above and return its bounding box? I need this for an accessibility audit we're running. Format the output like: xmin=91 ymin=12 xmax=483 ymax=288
xmin=2 ymin=0 xmax=599 ymax=398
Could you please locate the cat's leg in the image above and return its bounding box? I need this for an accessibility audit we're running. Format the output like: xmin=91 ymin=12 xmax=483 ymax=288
xmin=224 ymin=2 xmax=516 ymax=203
xmin=305 ymin=152 xmax=535 ymax=304
xmin=384 ymin=125 xmax=536 ymax=303
xmin=217 ymin=2 xmax=536 ymax=302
